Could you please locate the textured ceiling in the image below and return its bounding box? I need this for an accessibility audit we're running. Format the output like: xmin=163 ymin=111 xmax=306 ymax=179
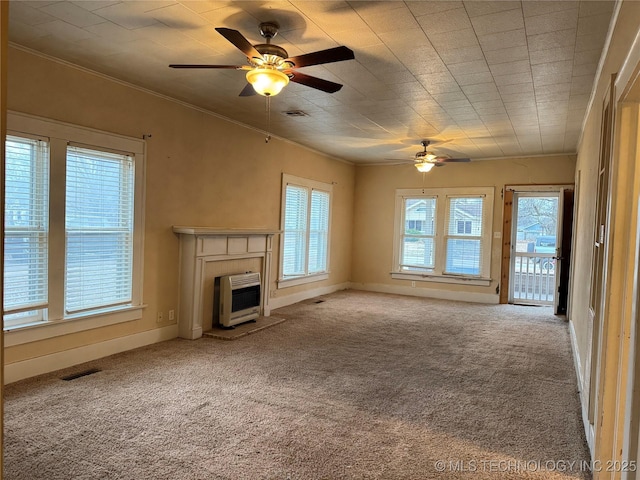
xmin=8 ymin=0 xmax=615 ymax=164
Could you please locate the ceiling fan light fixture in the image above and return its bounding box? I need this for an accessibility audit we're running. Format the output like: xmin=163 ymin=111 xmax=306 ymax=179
xmin=416 ymin=151 xmax=437 ymax=162
xmin=246 ymin=67 xmax=289 ymax=96
xmin=415 ymin=161 xmax=435 ymax=173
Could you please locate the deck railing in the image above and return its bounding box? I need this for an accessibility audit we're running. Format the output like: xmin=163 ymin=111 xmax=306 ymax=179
xmin=512 ymin=253 xmax=556 ymax=305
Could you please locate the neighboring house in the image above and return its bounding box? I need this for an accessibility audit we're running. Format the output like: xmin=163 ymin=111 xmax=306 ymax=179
xmin=404 ymin=199 xmax=481 ymax=235
xmin=517 ymin=222 xmax=544 ymax=241
xmin=404 ymin=200 xmax=432 ymax=232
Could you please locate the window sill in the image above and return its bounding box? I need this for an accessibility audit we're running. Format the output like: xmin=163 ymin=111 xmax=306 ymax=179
xmin=4 ymin=304 xmax=146 ymax=347
xmin=391 ymin=272 xmax=491 ymax=287
xmin=278 ymin=273 xmax=329 ymax=289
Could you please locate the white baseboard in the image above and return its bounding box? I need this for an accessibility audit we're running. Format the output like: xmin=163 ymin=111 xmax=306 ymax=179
xmin=569 ymin=318 xmax=595 ymax=456
xmin=270 ymin=282 xmax=350 ymax=310
xmin=4 ymin=324 xmax=179 ymax=384
xmin=569 ymin=319 xmax=586 ymax=394
xmin=350 ymin=282 xmax=500 ymax=304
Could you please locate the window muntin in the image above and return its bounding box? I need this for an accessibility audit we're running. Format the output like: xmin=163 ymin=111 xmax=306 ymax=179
xmin=280 ymin=174 xmax=332 ymax=283
xmin=394 ymin=188 xmax=493 ymax=281
xmin=3 ymin=136 xmax=49 ymax=327
xmin=65 ymin=146 xmax=134 ymax=314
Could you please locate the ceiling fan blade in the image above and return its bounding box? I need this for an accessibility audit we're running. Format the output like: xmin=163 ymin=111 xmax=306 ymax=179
xmin=286 ymin=46 xmax=354 ymax=68
xmin=383 ymin=159 xmax=416 ymax=165
xmin=287 ymin=71 xmax=343 ymax=93
xmin=437 ymin=157 xmax=471 ymax=163
xmin=215 ymin=27 xmax=263 ymax=60
xmin=239 ymin=83 xmax=257 ymax=97
xmin=169 ymin=64 xmax=245 ymax=69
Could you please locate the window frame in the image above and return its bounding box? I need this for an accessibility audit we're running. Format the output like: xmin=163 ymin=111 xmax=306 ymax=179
xmin=64 ymin=144 xmax=136 ymax=315
xmin=392 ymin=187 xmax=494 ymax=286
xmin=443 ymin=195 xmax=486 ymax=276
xmin=3 ymin=133 xmax=50 ymax=328
xmin=278 ymin=173 xmax=332 ymax=288
xmin=399 ymin=196 xmax=437 ymax=271
xmin=4 ymin=112 xmax=146 ymax=347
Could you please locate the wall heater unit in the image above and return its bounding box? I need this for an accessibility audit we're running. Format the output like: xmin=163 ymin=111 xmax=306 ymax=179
xmin=219 ymin=272 xmax=261 ymax=327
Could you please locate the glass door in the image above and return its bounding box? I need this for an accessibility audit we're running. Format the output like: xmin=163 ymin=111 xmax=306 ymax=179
xmin=509 ymin=192 xmax=561 ymax=306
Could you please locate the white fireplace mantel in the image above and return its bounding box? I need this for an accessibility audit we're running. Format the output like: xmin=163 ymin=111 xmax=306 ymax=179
xmin=173 ymin=226 xmax=279 ymax=340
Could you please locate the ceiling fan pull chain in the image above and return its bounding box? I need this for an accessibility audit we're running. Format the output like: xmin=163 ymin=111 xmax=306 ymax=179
xmin=265 ymin=95 xmax=272 ymax=144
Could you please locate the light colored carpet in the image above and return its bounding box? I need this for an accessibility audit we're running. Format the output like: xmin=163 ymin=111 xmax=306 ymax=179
xmin=4 ymin=291 xmax=590 ymax=479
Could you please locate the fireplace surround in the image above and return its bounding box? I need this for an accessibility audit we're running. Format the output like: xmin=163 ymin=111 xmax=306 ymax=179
xmin=173 ymin=227 xmax=278 ymax=339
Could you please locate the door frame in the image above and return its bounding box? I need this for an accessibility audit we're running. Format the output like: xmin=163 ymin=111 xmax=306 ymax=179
xmin=607 ymin=35 xmax=640 ymax=478
xmin=500 ymin=184 xmax=574 ymax=310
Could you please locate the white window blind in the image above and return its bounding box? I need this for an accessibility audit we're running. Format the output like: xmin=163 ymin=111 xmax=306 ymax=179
xmin=65 ymin=146 xmax=134 ymax=314
xmin=445 ymin=196 xmax=484 ymax=275
xmin=308 ymin=190 xmax=329 ymax=273
xmin=401 ymin=197 xmax=436 ymax=270
xmin=280 ymin=175 xmax=332 ymax=283
xmin=283 ymin=185 xmax=308 ymax=276
xmin=3 ymin=136 xmax=49 ymax=323
xmin=393 ymin=187 xmax=493 ymax=284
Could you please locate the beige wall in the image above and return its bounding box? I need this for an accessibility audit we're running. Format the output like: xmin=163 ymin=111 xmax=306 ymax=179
xmin=5 ymin=47 xmax=355 ymax=365
xmin=571 ymin=0 xmax=640 ymax=397
xmin=568 ymin=0 xmax=640 ymax=469
xmin=351 ymin=156 xmax=576 ymax=297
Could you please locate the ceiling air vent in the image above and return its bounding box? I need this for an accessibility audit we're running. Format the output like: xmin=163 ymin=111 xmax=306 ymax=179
xmin=282 ymin=110 xmax=308 ymax=117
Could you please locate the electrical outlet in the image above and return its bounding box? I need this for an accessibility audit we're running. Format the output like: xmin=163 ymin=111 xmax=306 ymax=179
xmin=157 ymin=311 xmax=164 ymax=323
xmin=168 ymin=309 xmax=175 ymax=321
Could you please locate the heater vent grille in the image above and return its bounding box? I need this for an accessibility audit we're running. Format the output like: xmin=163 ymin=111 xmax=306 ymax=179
xmin=230 ymin=272 xmax=260 ymax=288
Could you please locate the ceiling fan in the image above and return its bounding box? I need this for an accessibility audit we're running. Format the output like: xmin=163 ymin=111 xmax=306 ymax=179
xmin=169 ymin=22 xmax=355 ymax=97
xmin=412 ymin=140 xmax=471 ymax=172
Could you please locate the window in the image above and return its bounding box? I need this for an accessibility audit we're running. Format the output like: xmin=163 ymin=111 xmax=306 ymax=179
xmin=457 ymin=220 xmax=472 ymax=234
xmin=407 ymin=220 xmax=423 ymax=230
xmin=4 ymin=112 xmax=145 ymax=342
xmin=4 ymin=136 xmax=49 ymax=328
xmin=445 ymin=197 xmax=484 ymax=275
xmin=400 ymin=198 xmax=436 ymax=270
xmin=393 ymin=187 xmax=493 ymax=285
xmin=65 ymin=146 xmax=134 ymax=314
xmin=279 ymin=174 xmax=332 ymax=287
